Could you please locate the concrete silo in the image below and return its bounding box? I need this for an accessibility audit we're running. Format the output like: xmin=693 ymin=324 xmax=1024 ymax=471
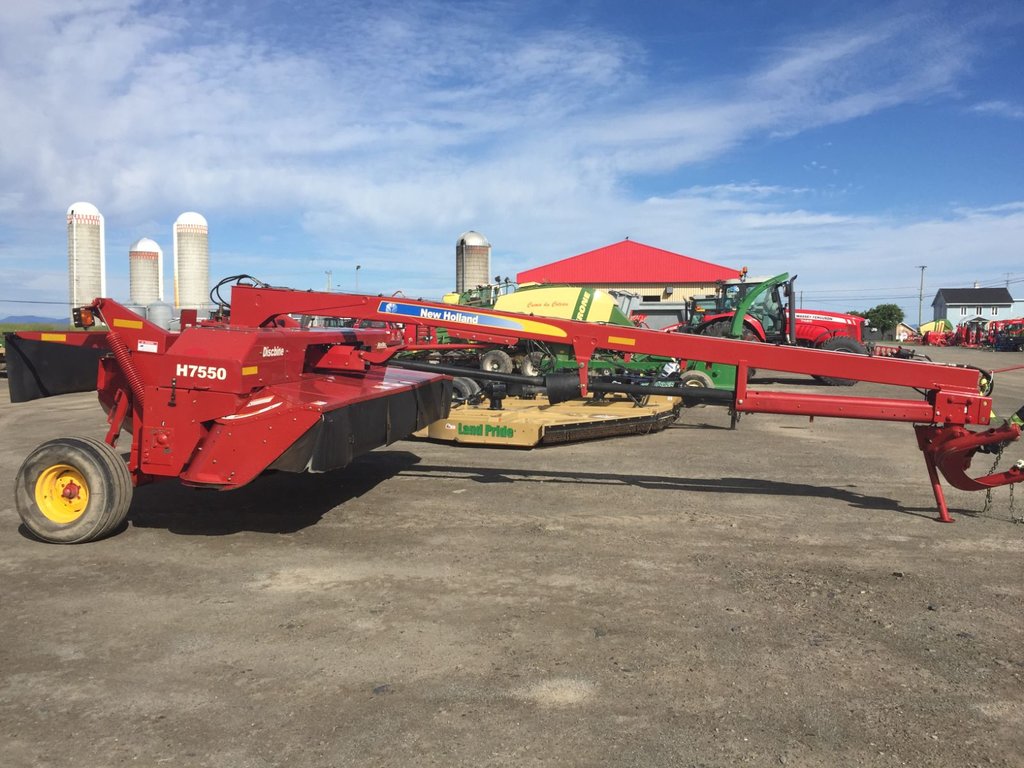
xmin=173 ymin=211 xmax=209 ymax=311
xmin=456 ymin=231 xmax=491 ymax=293
xmin=128 ymin=237 xmax=163 ymax=305
xmin=66 ymin=202 xmax=106 ymax=320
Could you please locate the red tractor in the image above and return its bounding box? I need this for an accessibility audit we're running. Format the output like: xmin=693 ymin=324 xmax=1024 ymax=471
xmin=688 ymin=272 xmax=869 ymax=385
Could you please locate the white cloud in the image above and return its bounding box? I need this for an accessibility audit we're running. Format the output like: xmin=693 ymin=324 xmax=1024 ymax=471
xmin=0 ymin=3 xmax=983 ymax=216
xmin=0 ymin=1 xmax=1017 ymax=316
xmin=595 ymin=189 xmax=1024 ymax=319
xmin=971 ymin=100 xmax=1024 ymax=120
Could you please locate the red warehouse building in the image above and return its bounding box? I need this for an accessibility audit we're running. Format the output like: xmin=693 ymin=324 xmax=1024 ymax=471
xmin=516 ymin=239 xmax=740 ymax=304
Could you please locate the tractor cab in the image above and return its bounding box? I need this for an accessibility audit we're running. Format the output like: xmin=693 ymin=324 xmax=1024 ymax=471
xmin=691 ymin=273 xmax=796 ymax=344
xmin=686 ymin=295 xmax=720 ymax=327
xmin=442 ymin=278 xmax=518 ymax=308
xmin=735 ymin=278 xmax=788 ymax=339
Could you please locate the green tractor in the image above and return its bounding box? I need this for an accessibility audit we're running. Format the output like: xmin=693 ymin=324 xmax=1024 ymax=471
xmin=687 ymin=272 xmax=870 ymax=386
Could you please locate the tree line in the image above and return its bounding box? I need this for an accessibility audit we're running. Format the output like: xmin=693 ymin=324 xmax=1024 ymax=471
xmin=846 ymin=304 xmax=905 ymax=332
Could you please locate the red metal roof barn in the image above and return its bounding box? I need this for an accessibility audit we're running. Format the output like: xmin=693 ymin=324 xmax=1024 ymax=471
xmin=516 ymin=239 xmax=740 ymax=304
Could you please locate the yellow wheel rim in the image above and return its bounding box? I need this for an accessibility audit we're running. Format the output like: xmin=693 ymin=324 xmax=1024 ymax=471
xmin=34 ymin=464 xmax=90 ymax=524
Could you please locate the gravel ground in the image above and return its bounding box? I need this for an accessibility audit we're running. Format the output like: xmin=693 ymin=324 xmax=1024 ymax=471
xmin=1 ymin=345 xmax=1022 ymax=767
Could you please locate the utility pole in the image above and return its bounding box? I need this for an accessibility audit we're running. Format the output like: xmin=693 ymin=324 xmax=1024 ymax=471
xmin=916 ymin=265 xmax=927 ymax=328
xmin=325 ymin=270 xmax=333 ymax=292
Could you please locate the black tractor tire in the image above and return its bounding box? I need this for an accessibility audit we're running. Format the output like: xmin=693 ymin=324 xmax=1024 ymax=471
xmin=699 ymin=321 xmax=757 ymax=380
xmin=15 ymin=436 xmax=133 ymax=544
xmin=480 ymin=349 xmax=514 ymax=374
xmin=812 ymin=335 xmax=869 ymax=386
xmin=451 ymin=376 xmax=481 ymax=404
xmin=702 ymin=320 xmax=733 ymax=337
xmin=679 ymin=370 xmax=715 ymax=407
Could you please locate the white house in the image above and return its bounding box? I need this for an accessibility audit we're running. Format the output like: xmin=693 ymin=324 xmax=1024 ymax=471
xmin=931 ymin=287 xmax=1014 ymax=325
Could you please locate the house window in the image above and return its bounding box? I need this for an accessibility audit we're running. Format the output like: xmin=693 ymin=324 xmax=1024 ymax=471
xmin=992 ymin=307 xmax=999 ymax=316
xmin=641 ymin=294 xmax=661 ymax=302
xmin=960 ymin=306 xmax=968 ymax=316
xmin=976 ymin=306 xmax=982 ymax=315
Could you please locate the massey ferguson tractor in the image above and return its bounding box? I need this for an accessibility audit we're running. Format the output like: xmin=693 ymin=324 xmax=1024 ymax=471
xmin=6 ymin=277 xmax=1024 ymax=543
xmin=689 ymin=273 xmax=868 ymax=385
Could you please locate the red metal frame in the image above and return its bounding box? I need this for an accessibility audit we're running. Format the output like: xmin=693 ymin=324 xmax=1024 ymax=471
xmin=227 ymin=286 xmax=1017 ymax=521
xmin=14 ymin=300 xmax=448 ymax=491
xmin=11 ymin=285 xmax=1022 ymax=523
xmin=227 ymin=286 xmax=986 ymax=417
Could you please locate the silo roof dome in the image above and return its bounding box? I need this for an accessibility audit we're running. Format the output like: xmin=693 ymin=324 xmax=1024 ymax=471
xmin=176 ymin=211 xmax=208 ymax=226
xmin=457 ymin=230 xmax=489 ymax=247
xmin=67 ymin=201 xmax=100 ymax=216
xmin=130 ymin=237 xmax=162 ymax=253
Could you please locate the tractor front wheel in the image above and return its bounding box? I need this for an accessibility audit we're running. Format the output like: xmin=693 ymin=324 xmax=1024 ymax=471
xmin=813 ymin=335 xmax=869 ymax=386
xmin=702 ymin=320 xmax=732 ymax=338
xmin=701 ymin=321 xmax=757 ymax=380
xmin=15 ymin=437 xmax=133 ymax=544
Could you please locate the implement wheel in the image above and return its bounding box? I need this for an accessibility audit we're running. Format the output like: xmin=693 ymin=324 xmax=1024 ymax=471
xmin=519 ymin=351 xmax=549 ymax=377
xmin=15 ymin=437 xmax=133 ymax=544
xmin=679 ymin=370 xmax=714 ymax=407
xmin=452 ymin=376 xmax=481 ymax=404
xmin=480 ymin=349 xmax=514 ymax=374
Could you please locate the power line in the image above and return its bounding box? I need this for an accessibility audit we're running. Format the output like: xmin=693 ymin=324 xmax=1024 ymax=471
xmin=799 ymin=277 xmax=1024 ymax=297
xmin=811 ymin=295 xmax=924 ymax=300
xmin=805 ymin=284 xmax=1024 ymax=300
xmin=803 ymin=294 xmax=927 ymax=302
xmin=796 ymin=285 xmax=921 ymax=294
xmin=978 ymin=276 xmax=1024 ymax=287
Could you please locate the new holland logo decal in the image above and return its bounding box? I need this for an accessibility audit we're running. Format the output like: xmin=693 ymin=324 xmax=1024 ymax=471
xmin=376 ymin=300 xmax=568 ymax=339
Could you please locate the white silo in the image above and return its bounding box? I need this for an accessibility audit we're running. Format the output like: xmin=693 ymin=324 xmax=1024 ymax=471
xmin=129 ymin=237 xmax=163 ymax=305
xmin=66 ymin=202 xmax=106 ymax=319
xmin=456 ymin=230 xmax=491 ymax=293
xmin=173 ymin=211 xmax=209 ymax=311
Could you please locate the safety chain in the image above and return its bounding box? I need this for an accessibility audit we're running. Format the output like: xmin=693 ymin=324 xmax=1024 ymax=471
xmin=979 ymin=443 xmax=1023 ymax=522
xmin=980 ymin=446 xmax=1003 ymax=515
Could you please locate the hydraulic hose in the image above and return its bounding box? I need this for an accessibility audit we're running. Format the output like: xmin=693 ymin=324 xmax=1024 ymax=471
xmin=386 ymin=358 xmax=733 ymax=407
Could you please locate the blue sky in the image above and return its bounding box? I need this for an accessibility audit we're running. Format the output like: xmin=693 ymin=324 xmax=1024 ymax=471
xmin=1 ymin=0 xmax=1022 ymax=323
